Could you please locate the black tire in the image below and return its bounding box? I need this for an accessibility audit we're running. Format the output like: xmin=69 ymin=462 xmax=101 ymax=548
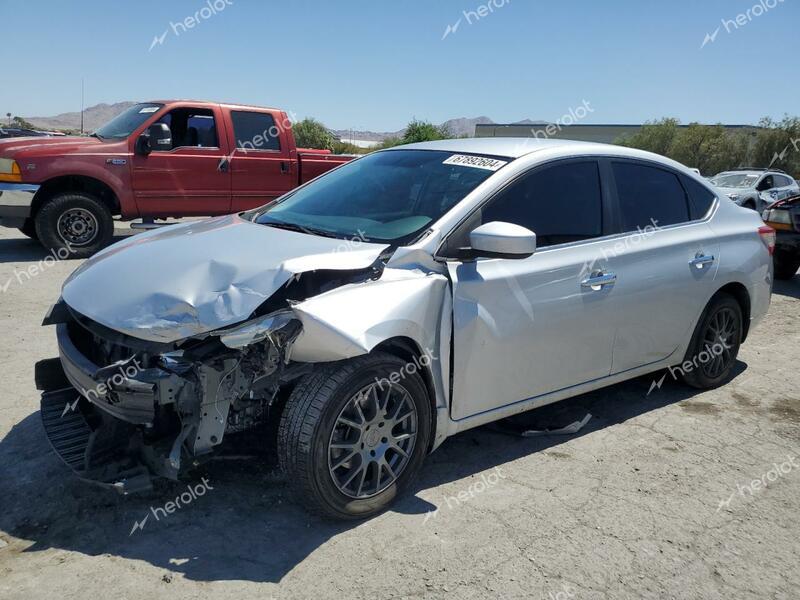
xmin=681 ymin=293 xmax=742 ymax=389
xmin=278 ymin=352 xmax=431 ymax=520
xmin=34 ymin=192 xmax=114 ymax=259
xmin=773 ymin=250 xmax=800 ymax=280
xmin=18 ymin=218 xmax=38 ymax=240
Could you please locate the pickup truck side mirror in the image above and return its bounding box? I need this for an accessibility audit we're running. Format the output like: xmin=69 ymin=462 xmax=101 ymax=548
xmin=468 ymin=221 xmax=537 ymax=260
xmin=136 ymin=123 xmax=172 ymax=155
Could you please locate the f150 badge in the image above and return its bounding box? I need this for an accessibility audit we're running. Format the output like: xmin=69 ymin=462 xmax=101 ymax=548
xmin=106 ymin=158 xmax=127 ymax=166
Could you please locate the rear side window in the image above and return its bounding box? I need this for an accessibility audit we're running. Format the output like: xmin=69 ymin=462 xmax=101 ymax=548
xmin=774 ymin=174 xmax=793 ymax=187
xmin=682 ymin=176 xmax=716 ymax=220
xmin=481 ymin=161 xmax=603 ymax=247
xmin=612 ymin=162 xmax=690 ymax=231
xmin=231 ymin=111 xmax=281 ymax=151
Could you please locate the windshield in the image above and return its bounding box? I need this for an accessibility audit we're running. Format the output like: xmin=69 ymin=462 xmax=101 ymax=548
xmin=710 ymin=173 xmax=759 ymax=188
xmin=93 ymin=103 xmax=163 ymax=139
xmin=253 ymin=150 xmax=508 ymax=243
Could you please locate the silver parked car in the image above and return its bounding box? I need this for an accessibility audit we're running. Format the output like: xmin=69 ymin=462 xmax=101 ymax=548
xmin=710 ymin=168 xmax=800 ymax=211
xmin=38 ymin=139 xmax=774 ymax=519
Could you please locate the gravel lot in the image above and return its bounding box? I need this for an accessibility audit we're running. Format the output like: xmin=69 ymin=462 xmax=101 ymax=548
xmin=0 ymin=225 xmax=798 ymax=600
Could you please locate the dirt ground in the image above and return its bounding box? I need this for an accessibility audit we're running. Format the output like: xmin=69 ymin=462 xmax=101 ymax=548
xmin=0 ymin=225 xmax=798 ymax=600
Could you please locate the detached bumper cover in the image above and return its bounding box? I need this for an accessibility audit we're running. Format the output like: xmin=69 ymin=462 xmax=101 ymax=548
xmin=0 ymin=181 xmax=39 ymax=226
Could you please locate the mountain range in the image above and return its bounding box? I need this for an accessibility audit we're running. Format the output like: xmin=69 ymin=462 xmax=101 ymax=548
xmin=25 ymin=102 xmax=546 ymax=139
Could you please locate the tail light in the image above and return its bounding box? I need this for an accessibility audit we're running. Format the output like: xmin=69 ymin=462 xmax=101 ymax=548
xmin=758 ymin=225 xmax=776 ymax=256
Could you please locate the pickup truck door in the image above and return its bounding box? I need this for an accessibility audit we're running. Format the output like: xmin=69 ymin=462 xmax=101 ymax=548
xmin=226 ymin=110 xmax=296 ymax=212
xmin=130 ymin=105 xmax=232 ymax=216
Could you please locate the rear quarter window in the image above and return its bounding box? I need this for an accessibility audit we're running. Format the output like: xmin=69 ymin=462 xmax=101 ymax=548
xmin=681 ymin=176 xmax=717 ymax=220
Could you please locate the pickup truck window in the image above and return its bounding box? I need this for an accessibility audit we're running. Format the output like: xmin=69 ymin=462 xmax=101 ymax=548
xmin=254 ymin=150 xmax=504 ymax=244
xmin=93 ymin=102 xmax=163 ymax=139
xmin=154 ymin=108 xmax=219 ymax=150
xmin=231 ymin=111 xmax=281 ymax=151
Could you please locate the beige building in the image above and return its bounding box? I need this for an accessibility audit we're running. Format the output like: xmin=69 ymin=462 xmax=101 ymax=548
xmin=474 ymin=123 xmax=760 ymax=144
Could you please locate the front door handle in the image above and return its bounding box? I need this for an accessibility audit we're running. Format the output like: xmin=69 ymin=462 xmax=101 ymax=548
xmin=689 ymin=254 xmax=715 ymax=269
xmin=280 ymin=161 xmax=290 ymax=174
xmin=581 ymin=271 xmax=617 ymax=290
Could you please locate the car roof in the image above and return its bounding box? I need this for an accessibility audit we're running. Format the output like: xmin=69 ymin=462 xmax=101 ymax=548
xmin=390 ymin=137 xmax=699 ymax=171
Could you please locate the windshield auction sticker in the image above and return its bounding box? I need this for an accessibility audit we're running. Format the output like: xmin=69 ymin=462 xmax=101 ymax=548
xmin=443 ymin=154 xmax=508 ymax=171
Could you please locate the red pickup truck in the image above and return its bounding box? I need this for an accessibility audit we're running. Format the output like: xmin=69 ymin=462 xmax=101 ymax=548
xmin=0 ymin=100 xmax=354 ymax=257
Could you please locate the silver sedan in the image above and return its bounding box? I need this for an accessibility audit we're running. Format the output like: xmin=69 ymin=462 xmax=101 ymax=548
xmin=39 ymin=138 xmax=774 ymax=519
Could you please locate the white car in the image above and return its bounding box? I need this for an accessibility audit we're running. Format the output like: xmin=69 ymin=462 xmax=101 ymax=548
xmin=38 ymin=138 xmax=774 ymax=519
xmin=710 ymin=168 xmax=800 ymax=211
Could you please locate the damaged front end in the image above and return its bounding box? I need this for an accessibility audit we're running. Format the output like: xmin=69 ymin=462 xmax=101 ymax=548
xmin=37 ymin=300 xmax=304 ymax=494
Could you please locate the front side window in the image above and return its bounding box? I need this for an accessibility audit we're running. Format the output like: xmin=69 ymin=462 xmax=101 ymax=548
xmin=774 ymin=174 xmax=793 ymax=187
xmin=612 ymin=162 xmax=689 ymax=231
xmin=231 ymin=111 xmax=281 ymax=151
xmin=479 ymin=161 xmax=603 ymax=247
xmin=154 ymin=107 xmax=219 ymax=150
xmin=93 ymin=102 xmax=163 ymax=139
xmin=756 ymin=175 xmax=775 ymax=191
xmin=253 ymin=150 xmax=504 ymax=243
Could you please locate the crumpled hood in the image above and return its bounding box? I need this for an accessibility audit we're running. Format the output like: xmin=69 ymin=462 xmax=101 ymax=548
xmin=62 ymin=214 xmax=390 ymax=343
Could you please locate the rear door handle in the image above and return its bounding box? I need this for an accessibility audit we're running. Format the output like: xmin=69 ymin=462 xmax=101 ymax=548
xmin=689 ymin=254 xmax=715 ymax=269
xmin=581 ymin=271 xmax=617 ymax=290
xmin=217 ymin=157 xmax=230 ymax=173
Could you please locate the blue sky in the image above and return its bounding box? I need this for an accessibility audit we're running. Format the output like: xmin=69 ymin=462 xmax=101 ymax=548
xmin=2 ymin=0 xmax=798 ymax=130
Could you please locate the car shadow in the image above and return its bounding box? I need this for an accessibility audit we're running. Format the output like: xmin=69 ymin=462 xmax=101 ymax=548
xmin=773 ymin=276 xmax=800 ymax=300
xmin=0 ymin=233 xmax=134 ymax=264
xmin=0 ymin=361 xmax=747 ymax=583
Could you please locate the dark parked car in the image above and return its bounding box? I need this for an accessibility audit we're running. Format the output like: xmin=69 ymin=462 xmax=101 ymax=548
xmin=762 ymin=194 xmax=800 ymax=279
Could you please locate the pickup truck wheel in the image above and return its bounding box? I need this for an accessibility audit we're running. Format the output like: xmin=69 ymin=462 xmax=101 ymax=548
xmin=681 ymin=293 xmax=742 ymax=390
xmin=773 ymin=250 xmax=800 ymax=280
xmin=278 ymin=352 xmax=431 ymax=520
xmin=34 ymin=192 xmax=114 ymax=258
xmin=18 ymin=218 xmax=38 ymax=240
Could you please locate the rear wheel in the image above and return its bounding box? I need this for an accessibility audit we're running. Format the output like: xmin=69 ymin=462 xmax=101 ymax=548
xmin=773 ymin=250 xmax=800 ymax=280
xmin=34 ymin=192 xmax=114 ymax=258
xmin=278 ymin=352 xmax=431 ymax=520
xmin=681 ymin=293 xmax=742 ymax=389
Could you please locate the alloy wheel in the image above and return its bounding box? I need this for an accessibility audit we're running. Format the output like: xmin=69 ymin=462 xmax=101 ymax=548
xmin=700 ymin=306 xmax=738 ymax=379
xmin=328 ymin=382 xmax=418 ymax=499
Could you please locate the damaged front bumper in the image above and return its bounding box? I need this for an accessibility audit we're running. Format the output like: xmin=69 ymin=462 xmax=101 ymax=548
xmin=37 ymin=302 xmax=302 ymax=493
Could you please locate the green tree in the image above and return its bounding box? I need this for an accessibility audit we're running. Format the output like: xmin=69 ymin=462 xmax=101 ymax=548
xmin=292 ymin=118 xmax=335 ymax=151
xmin=615 ymin=118 xmax=680 ymax=156
xmin=669 ymin=123 xmax=749 ymax=175
xmin=401 ymin=119 xmax=451 ymax=144
xmin=751 ymin=116 xmax=800 ymax=175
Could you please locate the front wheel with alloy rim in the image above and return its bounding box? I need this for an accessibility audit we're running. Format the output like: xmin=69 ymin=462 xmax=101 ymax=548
xmin=681 ymin=292 xmax=742 ymax=389
xmin=278 ymin=352 xmax=431 ymax=520
xmin=34 ymin=192 xmax=114 ymax=259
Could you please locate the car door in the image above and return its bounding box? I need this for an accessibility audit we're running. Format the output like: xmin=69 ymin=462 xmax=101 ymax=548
xmin=601 ymin=161 xmax=720 ymax=374
xmin=443 ymin=159 xmax=618 ymax=421
xmin=131 ymin=105 xmax=232 ymax=216
xmin=227 ymin=110 xmax=296 ymax=212
xmin=773 ymin=175 xmax=795 ymax=201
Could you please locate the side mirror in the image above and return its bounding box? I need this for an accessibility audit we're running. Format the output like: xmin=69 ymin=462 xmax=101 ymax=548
xmin=468 ymin=221 xmax=537 ymax=259
xmin=136 ymin=123 xmax=172 ymax=155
